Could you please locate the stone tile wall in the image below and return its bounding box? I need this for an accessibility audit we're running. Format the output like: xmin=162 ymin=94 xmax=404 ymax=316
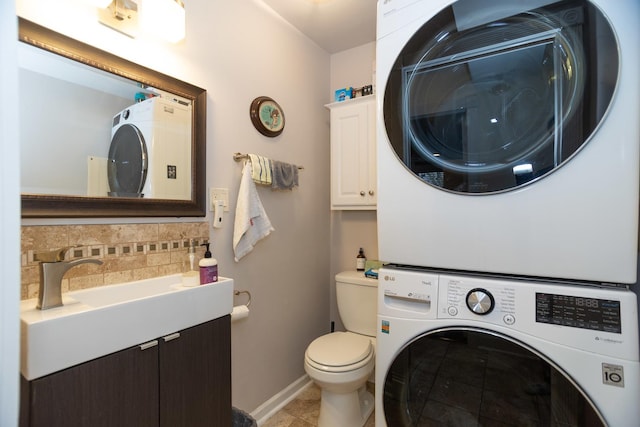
xmin=21 ymin=222 xmax=209 ymax=300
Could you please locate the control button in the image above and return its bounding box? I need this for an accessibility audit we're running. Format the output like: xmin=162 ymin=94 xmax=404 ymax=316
xmin=503 ymin=314 xmax=516 ymax=325
xmin=466 ymin=288 xmax=495 ymax=315
xmin=447 ymin=306 xmax=458 ymax=316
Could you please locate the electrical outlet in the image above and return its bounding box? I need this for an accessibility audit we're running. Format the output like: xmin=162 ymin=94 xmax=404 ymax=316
xmin=209 ymin=188 xmax=229 ymax=212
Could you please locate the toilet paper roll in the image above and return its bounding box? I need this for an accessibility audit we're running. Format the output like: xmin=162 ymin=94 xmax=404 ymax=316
xmin=231 ymin=305 xmax=249 ymax=322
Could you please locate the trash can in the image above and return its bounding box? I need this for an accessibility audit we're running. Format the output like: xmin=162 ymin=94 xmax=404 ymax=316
xmin=232 ymin=407 xmax=257 ymax=427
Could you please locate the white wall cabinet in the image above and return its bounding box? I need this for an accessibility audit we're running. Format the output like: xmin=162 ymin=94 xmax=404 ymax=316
xmin=326 ymin=96 xmax=376 ymax=210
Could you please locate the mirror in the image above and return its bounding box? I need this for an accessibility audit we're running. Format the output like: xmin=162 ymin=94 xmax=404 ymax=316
xmin=18 ymin=18 xmax=206 ymax=218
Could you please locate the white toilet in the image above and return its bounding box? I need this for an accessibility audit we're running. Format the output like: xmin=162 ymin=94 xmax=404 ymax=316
xmin=304 ymin=271 xmax=378 ymax=427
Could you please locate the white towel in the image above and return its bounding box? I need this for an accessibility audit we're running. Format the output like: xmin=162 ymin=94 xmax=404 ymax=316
xmin=248 ymin=154 xmax=272 ymax=185
xmin=233 ymin=162 xmax=275 ymax=261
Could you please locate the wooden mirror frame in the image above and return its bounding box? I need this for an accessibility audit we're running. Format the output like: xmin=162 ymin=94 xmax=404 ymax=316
xmin=19 ymin=18 xmax=206 ymax=218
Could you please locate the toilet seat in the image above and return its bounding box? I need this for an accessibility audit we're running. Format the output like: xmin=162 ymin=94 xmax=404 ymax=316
xmin=305 ymin=332 xmax=373 ymax=373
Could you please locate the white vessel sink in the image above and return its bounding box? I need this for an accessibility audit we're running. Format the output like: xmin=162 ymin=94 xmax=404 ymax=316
xmin=20 ymin=274 xmax=234 ymax=380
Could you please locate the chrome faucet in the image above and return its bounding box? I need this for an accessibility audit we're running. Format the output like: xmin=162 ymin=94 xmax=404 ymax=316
xmin=36 ymin=247 xmax=103 ymax=310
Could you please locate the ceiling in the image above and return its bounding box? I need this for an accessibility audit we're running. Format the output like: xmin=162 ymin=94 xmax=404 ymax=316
xmin=261 ymin=0 xmax=377 ymax=54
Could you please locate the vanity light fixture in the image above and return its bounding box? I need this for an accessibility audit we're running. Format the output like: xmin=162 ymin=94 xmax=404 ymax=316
xmin=90 ymin=0 xmax=113 ymax=7
xmin=96 ymin=0 xmax=186 ymax=43
xmin=97 ymin=0 xmax=139 ymax=38
xmin=139 ymin=0 xmax=186 ymax=43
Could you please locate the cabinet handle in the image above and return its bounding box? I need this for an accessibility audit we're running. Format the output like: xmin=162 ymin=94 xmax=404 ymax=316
xmin=163 ymin=332 xmax=181 ymax=342
xmin=139 ymin=340 xmax=158 ymax=351
xmin=360 ymin=191 xmax=365 ymax=196
xmin=368 ymin=190 xmax=374 ymax=196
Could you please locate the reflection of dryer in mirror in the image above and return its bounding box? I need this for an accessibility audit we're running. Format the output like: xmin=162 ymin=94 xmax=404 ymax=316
xmin=108 ymin=97 xmax=192 ymax=199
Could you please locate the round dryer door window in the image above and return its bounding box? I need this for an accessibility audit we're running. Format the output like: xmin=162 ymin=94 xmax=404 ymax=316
xmin=108 ymin=124 xmax=148 ymax=197
xmin=383 ymin=0 xmax=619 ymax=194
xmin=383 ymin=328 xmax=605 ymax=426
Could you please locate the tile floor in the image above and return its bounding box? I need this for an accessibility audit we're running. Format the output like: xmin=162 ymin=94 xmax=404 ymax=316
xmin=261 ymin=382 xmax=375 ymax=427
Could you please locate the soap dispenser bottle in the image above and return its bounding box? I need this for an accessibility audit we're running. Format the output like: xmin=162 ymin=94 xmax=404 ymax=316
xmin=188 ymin=239 xmax=197 ymax=271
xmin=356 ymin=247 xmax=366 ymax=272
xmin=199 ymin=243 xmax=218 ymax=284
xmin=181 ymin=239 xmax=200 ymax=287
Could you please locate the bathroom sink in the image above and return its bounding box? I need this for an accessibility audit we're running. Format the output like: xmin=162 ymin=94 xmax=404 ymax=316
xmin=20 ymin=274 xmax=234 ymax=380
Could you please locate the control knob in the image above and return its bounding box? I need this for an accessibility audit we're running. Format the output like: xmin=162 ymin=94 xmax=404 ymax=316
xmin=466 ymin=288 xmax=495 ymax=315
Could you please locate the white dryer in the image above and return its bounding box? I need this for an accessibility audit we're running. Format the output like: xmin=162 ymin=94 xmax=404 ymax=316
xmin=376 ymin=0 xmax=640 ymax=283
xmin=108 ymin=97 xmax=192 ymax=200
xmin=376 ymin=267 xmax=640 ymax=427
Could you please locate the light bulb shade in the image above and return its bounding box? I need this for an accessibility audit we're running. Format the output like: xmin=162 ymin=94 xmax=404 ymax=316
xmin=139 ymin=0 xmax=186 ymax=43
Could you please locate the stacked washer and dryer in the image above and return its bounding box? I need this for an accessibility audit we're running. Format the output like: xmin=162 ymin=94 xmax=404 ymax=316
xmin=375 ymin=0 xmax=640 ymax=426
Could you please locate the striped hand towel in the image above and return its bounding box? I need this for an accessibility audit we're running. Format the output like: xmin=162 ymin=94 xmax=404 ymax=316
xmin=247 ymin=154 xmax=272 ymax=185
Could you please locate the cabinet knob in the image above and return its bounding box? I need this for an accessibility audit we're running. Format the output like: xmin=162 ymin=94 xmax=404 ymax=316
xmin=360 ymin=191 xmax=365 ymax=196
xmin=368 ymin=190 xmax=374 ymax=196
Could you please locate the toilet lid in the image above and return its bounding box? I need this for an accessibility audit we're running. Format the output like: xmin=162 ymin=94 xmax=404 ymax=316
xmin=307 ymin=332 xmax=372 ymax=367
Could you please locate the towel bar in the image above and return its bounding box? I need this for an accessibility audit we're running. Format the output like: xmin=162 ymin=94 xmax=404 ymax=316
xmin=233 ymin=152 xmax=303 ymax=169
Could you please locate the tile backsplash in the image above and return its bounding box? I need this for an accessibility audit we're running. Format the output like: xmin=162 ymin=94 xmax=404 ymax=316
xmin=21 ymin=222 xmax=209 ymax=300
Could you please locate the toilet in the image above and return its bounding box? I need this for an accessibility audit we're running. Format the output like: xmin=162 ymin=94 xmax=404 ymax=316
xmin=304 ymin=271 xmax=378 ymax=427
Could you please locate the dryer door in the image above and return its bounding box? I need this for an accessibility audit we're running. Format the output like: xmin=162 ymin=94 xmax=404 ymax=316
xmin=383 ymin=0 xmax=618 ymax=194
xmin=382 ymin=328 xmax=605 ymax=426
xmin=108 ymin=124 xmax=148 ymax=197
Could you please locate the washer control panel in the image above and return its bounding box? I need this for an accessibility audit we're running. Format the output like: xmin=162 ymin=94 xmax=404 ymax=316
xmin=379 ymin=267 xmax=639 ymax=361
xmin=535 ymin=292 xmax=622 ymax=333
xmin=439 ymin=276 xmax=516 ymax=326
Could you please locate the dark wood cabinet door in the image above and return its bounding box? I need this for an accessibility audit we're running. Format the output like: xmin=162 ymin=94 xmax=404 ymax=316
xmin=159 ymin=315 xmax=231 ymax=427
xmin=27 ymin=342 xmax=159 ymax=427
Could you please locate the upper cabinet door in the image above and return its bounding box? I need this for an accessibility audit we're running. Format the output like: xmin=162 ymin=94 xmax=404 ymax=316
xmin=328 ymin=97 xmax=377 ymax=210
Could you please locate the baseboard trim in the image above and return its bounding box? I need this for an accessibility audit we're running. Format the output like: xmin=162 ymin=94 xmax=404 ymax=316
xmin=251 ymin=374 xmax=313 ymax=426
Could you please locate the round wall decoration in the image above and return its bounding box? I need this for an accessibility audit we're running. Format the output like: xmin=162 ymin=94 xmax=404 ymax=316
xmin=250 ymin=96 xmax=285 ymax=137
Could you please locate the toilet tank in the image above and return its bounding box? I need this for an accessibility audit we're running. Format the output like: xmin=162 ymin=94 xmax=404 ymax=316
xmin=336 ymin=271 xmax=378 ymax=337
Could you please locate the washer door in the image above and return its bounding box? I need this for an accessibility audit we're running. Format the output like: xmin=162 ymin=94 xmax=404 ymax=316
xmin=383 ymin=0 xmax=618 ymax=194
xmin=108 ymin=124 xmax=148 ymax=197
xmin=383 ymin=328 xmax=605 ymax=426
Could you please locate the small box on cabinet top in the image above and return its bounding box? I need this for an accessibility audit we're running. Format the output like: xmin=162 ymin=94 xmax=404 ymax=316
xmin=334 ymin=87 xmax=353 ymax=102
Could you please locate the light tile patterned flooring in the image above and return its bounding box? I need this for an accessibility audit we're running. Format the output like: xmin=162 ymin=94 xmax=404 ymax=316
xmin=261 ymin=382 xmax=375 ymax=427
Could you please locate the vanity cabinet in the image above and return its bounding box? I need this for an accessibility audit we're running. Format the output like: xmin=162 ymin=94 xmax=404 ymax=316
xmin=20 ymin=316 xmax=231 ymax=427
xmin=326 ymin=96 xmax=377 ymax=210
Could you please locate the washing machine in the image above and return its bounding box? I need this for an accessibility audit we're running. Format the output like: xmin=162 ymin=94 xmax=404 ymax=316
xmin=375 ymin=266 xmax=640 ymax=426
xmin=376 ymin=0 xmax=640 ymax=284
xmin=108 ymin=96 xmax=192 ymax=200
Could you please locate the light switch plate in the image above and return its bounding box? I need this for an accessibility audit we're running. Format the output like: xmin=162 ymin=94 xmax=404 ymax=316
xmin=209 ymin=188 xmax=229 ymax=212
